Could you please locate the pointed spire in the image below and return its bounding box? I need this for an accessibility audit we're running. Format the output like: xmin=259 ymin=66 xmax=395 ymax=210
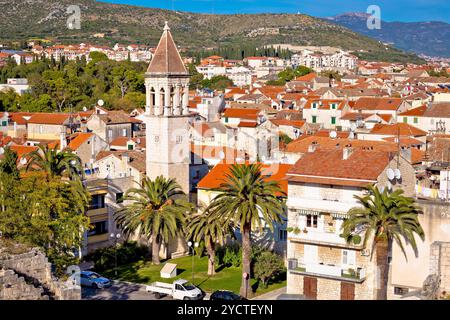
xmin=146 ymin=22 xmax=188 ymax=75
xmin=163 ymin=21 xmax=170 ymax=31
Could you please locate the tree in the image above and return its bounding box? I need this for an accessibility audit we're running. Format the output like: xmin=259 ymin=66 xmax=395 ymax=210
xmin=187 ymin=209 xmax=235 ymax=275
xmin=115 ymin=176 xmax=192 ymax=265
xmin=253 ymin=251 xmax=284 ymax=288
xmin=0 ymin=146 xmax=19 ymax=179
xmin=25 ymin=144 xmax=83 ymax=180
xmin=207 ymin=163 xmax=286 ymax=297
xmin=342 ymin=186 xmax=425 ymax=300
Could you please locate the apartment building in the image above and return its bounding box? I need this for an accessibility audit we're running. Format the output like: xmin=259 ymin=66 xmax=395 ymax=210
xmin=286 ymin=147 xmax=415 ymax=299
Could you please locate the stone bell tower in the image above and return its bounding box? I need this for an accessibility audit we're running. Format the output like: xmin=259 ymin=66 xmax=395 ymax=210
xmin=144 ymin=22 xmax=191 ymax=194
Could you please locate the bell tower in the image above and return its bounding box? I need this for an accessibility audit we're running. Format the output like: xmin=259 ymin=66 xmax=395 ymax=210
xmin=144 ymin=22 xmax=191 ymax=193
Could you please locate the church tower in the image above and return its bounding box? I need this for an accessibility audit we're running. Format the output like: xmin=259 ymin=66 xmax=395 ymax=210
xmin=144 ymin=22 xmax=191 ymax=194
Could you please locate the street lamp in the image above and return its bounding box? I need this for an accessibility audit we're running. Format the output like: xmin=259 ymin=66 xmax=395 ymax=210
xmin=110 ymin=233 xmax=121 ymax=277
xmin=187 ymin=241 xmax=199 ymax=285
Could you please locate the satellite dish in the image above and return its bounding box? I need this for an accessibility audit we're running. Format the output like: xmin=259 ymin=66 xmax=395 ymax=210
xmin=235 ymin=157 xmax=244 ymax=163
xmin=281 ymin=157 xmax=289 ymax=164
xmin=249 ymin=157 xmax=257 ymax=162
xmin=386 ymin=168 xmax=395 ymax=180
xmin=394 ymin=168 xmax=401 ymax=179
xmin=329 ymin=131 xmax=337 ymax=139
xmin=83 ymin=106 xmax=87 ymax=112
xmin=20 ymin=157 xmax=27 ymax=165
xmin=0 ymin=147 xmax=4 ymax=155
xmin=97 ymin=99 xmax=105 ymax=107
xmin=218 ymin=151 xmax=225 ymax=160
xmin=350 ymin=123 xmax=357 ymax=131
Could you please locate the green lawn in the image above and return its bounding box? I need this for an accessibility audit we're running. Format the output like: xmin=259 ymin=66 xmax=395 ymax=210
xmin=101 ymin=255 xmax=286 ymax=297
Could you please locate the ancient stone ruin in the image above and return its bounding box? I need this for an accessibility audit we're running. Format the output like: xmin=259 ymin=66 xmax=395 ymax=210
xmin=0 ymin=241 xmax=81 ymax=300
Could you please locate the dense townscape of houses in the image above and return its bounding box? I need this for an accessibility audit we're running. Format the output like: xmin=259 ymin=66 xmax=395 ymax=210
xmin=1 ymin=23 xmax=450 ymax=300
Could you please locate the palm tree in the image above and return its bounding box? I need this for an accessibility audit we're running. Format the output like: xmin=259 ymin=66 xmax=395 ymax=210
xmin=207 ymin=163 xmax=286 ymax=298
xmin=342 ymin=185 xmax=425 ymax=300
xmin=25 ymin=144 xmax=83 ymax=180
xmin=115 ymin=176 xmax=192 ymax=265
xmin=187 ymin=209 xmax=235 ymax=276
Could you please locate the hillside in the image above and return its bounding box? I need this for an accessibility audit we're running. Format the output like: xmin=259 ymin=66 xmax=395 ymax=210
xmin=327 ymin=13 xmax=450 ymax=58
xmin=0 ymin=0 xmax=424 ymax=63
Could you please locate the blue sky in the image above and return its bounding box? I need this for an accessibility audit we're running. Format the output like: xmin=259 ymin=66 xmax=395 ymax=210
xmin=104 ymin=0 xmax=450 ymax=22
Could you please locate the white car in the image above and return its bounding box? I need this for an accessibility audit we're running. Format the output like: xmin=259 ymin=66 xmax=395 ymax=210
xmin=75 ymin=271 xmax=112 ymax=289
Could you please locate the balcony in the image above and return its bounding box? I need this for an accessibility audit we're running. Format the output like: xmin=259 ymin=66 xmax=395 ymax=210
xmin=288 ymin=228 xmax=363 ymax=249
xmin=87 ymin=233 xmax=109 ymax=245
xmin=288 ymin=258 xmax=366 ymax=283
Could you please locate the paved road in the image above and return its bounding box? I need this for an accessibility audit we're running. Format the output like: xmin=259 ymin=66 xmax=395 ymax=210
xmin=82 ymin=280 xmax=173 ymax=300
xmin=252 ymin=287 xmax=286 ymax=300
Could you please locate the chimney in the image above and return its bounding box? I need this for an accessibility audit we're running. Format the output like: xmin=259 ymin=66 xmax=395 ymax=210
xmin=400 ymin=148 xmax=412 ymax=163
xmin=59 ymin=127 xmax=67 ymax=151
xmin=122 ymin=152 xmax=130 ymax=164
xmin=308 ymin=142 xmax=318 ymax=153
xmin=343 ymin=146 xmax=353 ymax=160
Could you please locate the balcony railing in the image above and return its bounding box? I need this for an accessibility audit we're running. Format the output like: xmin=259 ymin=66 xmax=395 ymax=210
xmin=287 ymin=258 xmax=366 ymax=283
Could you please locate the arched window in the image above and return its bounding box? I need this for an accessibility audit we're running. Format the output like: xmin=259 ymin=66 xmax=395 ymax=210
xmin=150 ymin=87 xmax=155 ymax=106
xmin=160 ymin=88 xmax=165 ymax=106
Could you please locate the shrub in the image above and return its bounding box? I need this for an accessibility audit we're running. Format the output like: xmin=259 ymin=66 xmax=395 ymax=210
xmin=87 ymin=241 xmax=148 ymax=271
xmin=253 ymin=251 xmax=285 ymax=288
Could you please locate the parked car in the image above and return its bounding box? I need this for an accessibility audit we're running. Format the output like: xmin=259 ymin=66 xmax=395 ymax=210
xmin=77 ymin=271 xmax=112 ymax=289
xmin=146 ymin=279 xmax=204 ymax=300
xmin=210 ymin=290 xmax=246 ymax=301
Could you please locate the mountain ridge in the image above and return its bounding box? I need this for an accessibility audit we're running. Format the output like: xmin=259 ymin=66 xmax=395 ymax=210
xmin=326 ymin=12 xmax=450 ymax=58
xmin=0 ymin=0 xmax=425 ymax=63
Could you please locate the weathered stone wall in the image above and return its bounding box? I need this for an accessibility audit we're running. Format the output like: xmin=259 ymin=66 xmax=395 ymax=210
xmin=430 ymin=241 xmax=450 ymax=294
xmin=0 ymin=247 xmax=81 ymax=300
xmin=0 ymin=269 xmax=48 ymax=300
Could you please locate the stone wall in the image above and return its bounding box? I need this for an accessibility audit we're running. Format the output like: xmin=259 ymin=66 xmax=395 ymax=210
xmin=430 ymin=241 xmax=450 ymax=295
xmin=0 ymin=269 xmax=48 ymax=300
xmin=0 ymin=247 xmax=81 ymax=300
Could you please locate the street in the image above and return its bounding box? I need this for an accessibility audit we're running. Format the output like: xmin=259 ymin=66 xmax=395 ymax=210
xmin=82 ymin=280 xmax=173 ymax=300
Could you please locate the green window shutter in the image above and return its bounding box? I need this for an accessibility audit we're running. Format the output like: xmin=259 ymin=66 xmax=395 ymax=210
xmin=331 ymin=117 xmax=336 ymax=125
xmin=225 ymin=117 xmax=228 ymax=123
xmin=1 ymin=121 xmax=7 ymax=126
xmin=414 ymin=117 xmax=418 ymax=124
xmin=312 ymin=116 xmax=317 ymax=124
xmin=403 ymin=117 xmax=408 ymax=123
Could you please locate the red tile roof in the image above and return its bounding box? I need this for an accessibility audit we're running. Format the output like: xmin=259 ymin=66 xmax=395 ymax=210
xmin=270 ymin=119 xmax=306 ymax=128
xmin=398 ymin=105 xmax=427 ymax=116
xmin=28 ymin=113 xmax=71 ymax=125
xmin=197 ymin=162 xmax=291 ymax=195
xmin=68 ymin=133 xmax=93 ymax=150
xmin=288 ymin=149 xmax=391 ymax=186
xmin=223 ymin=108 xmax=260 ymax=120
xmin=285 ymin=136 xmax=397 ymax=154
xmin=295 ymin=73 xmax=317 ymax=82
xmin=369 ymin=123 xmax=427 ymax=137
xmin=238 ymin=121 xmax=258 ymax=127
xmin=353 ymin=97 xmax=403 ymax=111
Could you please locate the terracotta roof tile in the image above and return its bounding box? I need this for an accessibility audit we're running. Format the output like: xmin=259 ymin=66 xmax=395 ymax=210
xmin=398 ymin=105 xmax=427 ymax=116
xmin=223 ymin=108 xmax=260 ymax=120
xmin=28 ymin=113 xmax=72 ymax=125
xmin=353 ymin=97 xmax=403 ymax=111
xmin=369 ymin=123 xmax=427 ymax=137
xmin=288 ymin=149 xmax=391 ymax=185
xmin=67 ymin=133 xmax=93 ymax=150
xmin=285 ymin=136 xmax=397 ymax=154
xmin=198 ymin=162 xmax=291 ymax=195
